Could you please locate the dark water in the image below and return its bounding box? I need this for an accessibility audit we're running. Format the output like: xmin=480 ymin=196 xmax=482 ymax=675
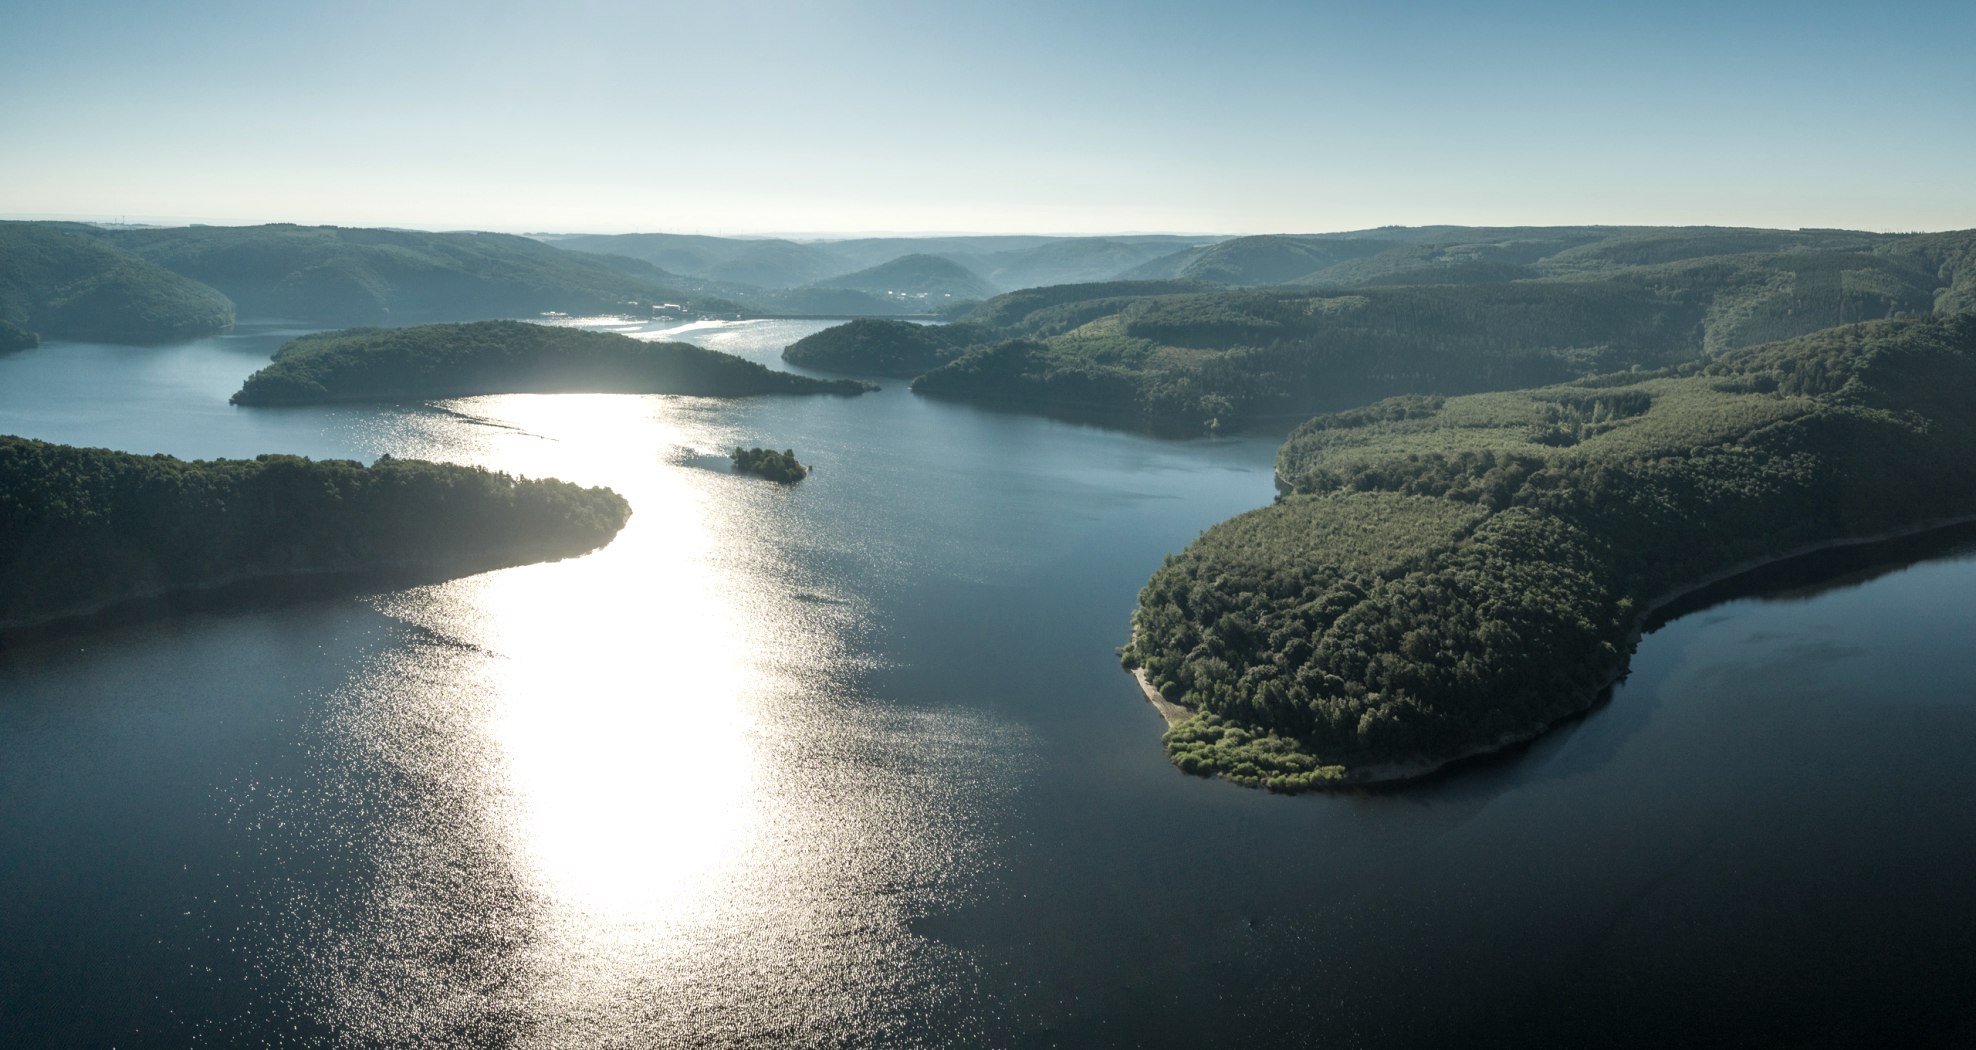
xmin=3 ymin=320 xmax=1974 ymax=1047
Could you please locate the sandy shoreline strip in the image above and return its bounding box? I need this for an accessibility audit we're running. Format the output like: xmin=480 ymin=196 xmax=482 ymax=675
xmin=1131 ymin=667 xmax=1196 ymax=729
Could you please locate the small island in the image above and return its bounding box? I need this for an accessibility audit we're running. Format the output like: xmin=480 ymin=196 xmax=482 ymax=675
xmin=0 ymin=436 xmax=632 ymax=631
xmin=1126 ymin=313 xmax=1976 ymax=790
xmin=731 ymin=447 xmax=808 ymax=483
xmin=231 ymin=320 xmax=876 ymax=405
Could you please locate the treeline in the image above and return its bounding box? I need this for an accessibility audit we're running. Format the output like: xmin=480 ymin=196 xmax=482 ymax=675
xmin=1126 ymin=314 xmax=1976 ymax=789
xmin=233 ymin=320 xmax=875 ymax=405
xmin=0 ymin=436 xmax=631 ymax=630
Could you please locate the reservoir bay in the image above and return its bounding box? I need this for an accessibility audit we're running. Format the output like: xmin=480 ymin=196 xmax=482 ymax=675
xmin=2 ymin=318 xmax=1974 ymax=1047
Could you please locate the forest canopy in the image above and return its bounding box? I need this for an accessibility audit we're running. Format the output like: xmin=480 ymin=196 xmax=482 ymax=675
xmin=0 ymin=222 xmax=235 ymax=344
xmin=1127 ymin=313 xmax=1976 ymax=790
xmin=0 ymin=436 xmax=632 ymax=630
xmin=761 ymin=226 xmax=1976 ymax=433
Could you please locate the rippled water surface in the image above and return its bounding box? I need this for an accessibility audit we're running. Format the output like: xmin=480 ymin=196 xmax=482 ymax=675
xmin=3 ymin=319 xmax=1975 ymax=1047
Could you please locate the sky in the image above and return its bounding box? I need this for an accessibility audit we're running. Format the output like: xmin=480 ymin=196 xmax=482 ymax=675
xmin=3 ymin=0 xmax=1972 ymax=236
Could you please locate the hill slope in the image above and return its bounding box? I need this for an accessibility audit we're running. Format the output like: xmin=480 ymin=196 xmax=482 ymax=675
xmin=0 ymin=222 xmax=235 ymax=343
xmin=547 ymin=232 xmax=854 ymax=289
xmin=899 ymin=227 xmax=1976 ymax=432
xmin=807 ymin=253 xmax=999 ymax=303
xmin=98 ymin=224 xmax=732 ymax=325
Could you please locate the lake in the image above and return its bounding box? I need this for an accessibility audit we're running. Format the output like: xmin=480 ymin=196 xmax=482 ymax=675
xmin=2 ymin=319 xmax=1974 ymax=1047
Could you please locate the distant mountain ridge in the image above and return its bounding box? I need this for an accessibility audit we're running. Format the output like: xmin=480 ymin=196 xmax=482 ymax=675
xmin=542 ymin=231 xmax=1210 ymax=298
xmin=95 ymin=224 xmax=737 ymax=325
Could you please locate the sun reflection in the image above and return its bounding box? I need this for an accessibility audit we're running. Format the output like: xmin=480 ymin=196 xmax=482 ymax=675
xmin=312 ymin=378 xmax=1022 ymax=1042
xmin=378 ymin=392 xmax=772 ymax=927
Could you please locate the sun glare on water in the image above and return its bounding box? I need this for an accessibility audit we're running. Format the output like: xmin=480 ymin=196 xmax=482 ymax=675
xmin=286 ymin=364 xmax=1007 ymax=1042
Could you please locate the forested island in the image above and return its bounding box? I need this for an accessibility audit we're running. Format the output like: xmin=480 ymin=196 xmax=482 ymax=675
xmin=232 ymin=320 xmax=875 ymax=405
xmin=767 ymin=227 xmax=1976 ymax=432
xmin=1124 ymin=313 xmax=1976 ymax=790
xmin=0 ymin=436 xmax=631 ymax=631
xmin=730 ymin=447 xmax=808 ymax=482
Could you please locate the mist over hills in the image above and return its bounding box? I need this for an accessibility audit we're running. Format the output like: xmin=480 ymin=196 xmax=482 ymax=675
xmin=5 ymin=221 xmax=1972 ymax=357
xmin=541 ymin=231 xmax=1209 ymax=300
xmin=94 ymin=223 xmax=741 ymax=325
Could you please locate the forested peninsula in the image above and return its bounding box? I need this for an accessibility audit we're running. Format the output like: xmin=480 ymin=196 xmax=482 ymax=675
xmin=0 ymin=436 xmax=631 ymax=631
xmin=781 ymin=318 xmax=993 ymax=376
xmin=232 ymin=320 xmax=875 ymax=405
xmin=1125 ymin=313 xmax=1976 ymax=790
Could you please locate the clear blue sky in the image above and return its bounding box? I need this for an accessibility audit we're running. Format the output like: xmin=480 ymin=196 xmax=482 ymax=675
xmin=3 ymin=0 xmax=1971 ymax=235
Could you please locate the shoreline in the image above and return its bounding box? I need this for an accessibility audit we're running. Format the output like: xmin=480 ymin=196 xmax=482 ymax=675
xmin=1128 ymin=510 xmax=1976 ymax=788
xmin=0 ymin=542 xmax=609 ymax=638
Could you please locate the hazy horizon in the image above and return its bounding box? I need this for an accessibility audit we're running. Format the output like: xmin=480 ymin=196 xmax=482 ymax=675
xmin=4 ymin=0 xmax=1972 ymax=235
xmin=3 ymin=212 xmax=1971 ymax=242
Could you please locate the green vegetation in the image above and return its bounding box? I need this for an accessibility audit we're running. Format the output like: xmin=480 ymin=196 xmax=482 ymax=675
xmin=94 ymin=223 xmax=737 ymax=324
xmin=912 ymin=282 xmax=1704 ymax=431
xmin=781 ymin=318 xmax=994 ymax=376
xmin=548 ymin=232 xmax=855 ymax=290
xmin=730 ymin=447 xmax=808 ymax=482
xmin=747 ymin=287 xmax=928 ymax=317
xmin=885 ymin=227 xmax=1976 ymax=432
xmin=0 ymin=435 xmax=630 ymax=630
xmin=0 ymin=222 xmax=235 ymax=343
xmin=1125 ymin=314 xmax=1976 ymax=790
xmin=0 ymin=319 xmax=38 ymax=353
xmin=232 ymin=320 xmax=875 ymax=405
xmin=804 ymin=253 xmax=998 ymax=303
xmin=547 ymin=233 xmax=1201 ymax=295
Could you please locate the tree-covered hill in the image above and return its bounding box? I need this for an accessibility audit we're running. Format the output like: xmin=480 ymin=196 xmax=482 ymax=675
xmin=93 ymin=224 xmax=736 ymax=325
xmin=952 ymin=238 xmax=1201 ymax=292
xmin=1126 ymin=313 xmax=1976 ymax=790
xmin=804 ymin=253 xmax=999 ymax=303
xmin=910 ymin=282 xmax=1712 ymax=431
xmin=0 ymin=222 xmax=236 ymax=343
xmin=546 ymin=232 xmax=855 ymax=290
xmin=1169 ymin=234 xmax=1402 ymax=285
xmin=0 ymin=436 xmax=630 ymax=630
xmin=889 ymin=228 xmax=1976 ymax=432
xmin=233 ymin=320 xmax=874 ymax=405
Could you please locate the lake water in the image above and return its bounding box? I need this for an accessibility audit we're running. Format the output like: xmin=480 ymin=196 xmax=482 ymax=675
xmin=3 ymin=319 xmax=1974 ymax=1047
